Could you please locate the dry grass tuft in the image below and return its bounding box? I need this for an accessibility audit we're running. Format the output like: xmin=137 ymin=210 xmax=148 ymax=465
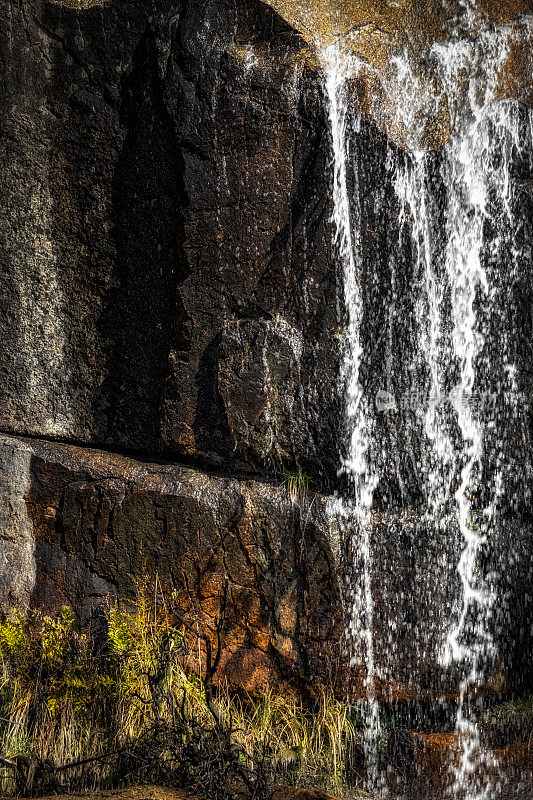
xmin=0 ymin=595 xmax=364 ymax=797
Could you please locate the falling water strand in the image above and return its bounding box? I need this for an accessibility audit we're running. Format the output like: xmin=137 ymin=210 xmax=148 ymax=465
xmin=389 ymin=51 xmax=456 ymax=531
xmin=436 ymin=25 xmax=532 ymax=800
xmin=322 ymin=12 xmax=532 ymax=799
xmin=321 ymin=43 xmax=383 ymax=793
xmin=388 ymin=20 xmax=533 ymax=800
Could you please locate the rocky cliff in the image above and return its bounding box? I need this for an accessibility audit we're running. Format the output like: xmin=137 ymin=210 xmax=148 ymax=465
xmin=0 ymin=0 xmax=354 ymax=695
xmin=1 ymin=0 xmax=345 ymax=479
xmin=1 ymin=0 xmax=532 ymax=723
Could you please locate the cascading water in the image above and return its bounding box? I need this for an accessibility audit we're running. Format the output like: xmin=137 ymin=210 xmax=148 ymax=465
xmin=321 ymin=14 xmax=533 ymax=800
xmin=321 ymin=43 xmax=383 ymax=788
xmin=433 ymin=32 xmax=520 ymax=800
xmin=394 ymin=23 xmax=533 ymax=798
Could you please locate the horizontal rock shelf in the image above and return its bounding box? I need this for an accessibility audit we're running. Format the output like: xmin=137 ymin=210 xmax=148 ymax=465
xmin=0 ymin=434 xmax=344 ymax=697
xmin=1 ymin=434 xmax=531 ymax=706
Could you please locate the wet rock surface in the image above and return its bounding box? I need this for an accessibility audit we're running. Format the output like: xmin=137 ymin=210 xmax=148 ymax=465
xmin=339 ymin=509 xmax=533 ymax=702
xmin=387 ymin=731 xmax=533 ymax=799
xmin=264 ymin=0 xmax=533 ymax=149
xmin=1 ymin=434 xmax=531 ymax=706
xmin=0 ymin=434 xmax=345 ymax=696
xmin=0 ymin=0 xmax=349 ymax=485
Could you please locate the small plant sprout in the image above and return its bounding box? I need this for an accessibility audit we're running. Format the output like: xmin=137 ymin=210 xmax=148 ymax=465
xmin=280 ymin=467 xmax=313 ymax=503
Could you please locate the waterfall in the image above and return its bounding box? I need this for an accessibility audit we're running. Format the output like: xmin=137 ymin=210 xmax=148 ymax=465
xmin=321 ymin=42 xmax=383 ymax=788
xmin=433 ymin=30 xmax=523 ymax=800
xmin=321 ymin=15 xmax=533 ymax=800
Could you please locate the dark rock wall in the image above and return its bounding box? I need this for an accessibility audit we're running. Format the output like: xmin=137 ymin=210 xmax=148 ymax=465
xmin=1 ymin=0 xmax=532 ymax=712
xmin=1 ymin=0 xmax=177 ymax=448
xmin=0 ymin=0 xmax=359 ymax=695
xmin=0 ymin=0 xmax=350 ymax=485
xmin=157 ymin=1 xmax=341 ymax=482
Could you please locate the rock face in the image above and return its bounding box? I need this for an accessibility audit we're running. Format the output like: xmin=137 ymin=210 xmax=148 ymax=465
xmin=0 ymin=434 xmax=345 ymax=695
xmin=344 ymin=511 xmax=533 ymax=702
xmin=0 ymin=0 xmax=349 ymax=486
xmin=3 ymin=0 xmax=531 ymax=490
xmin=1 ymin=0 xmax=533 ymax=763
xmin=158 ymin=3 xmax=343 ymax=482
xmin=0 ymin=0 xmax=411 ymax=698
xmin=1 ymin=432 xmax=531 ymax=703
xmin=264 ymin=0 xmax=533 ymax=49
xmin=264 ymin=0 xmax=533 ymax=149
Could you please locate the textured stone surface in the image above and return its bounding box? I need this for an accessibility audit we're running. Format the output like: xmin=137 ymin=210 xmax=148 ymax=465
xmin=157 ymin=0 xmax=343 ymax=482
xmin=263 ymin=1 xmax=533 ymax=149
xmin=1 ymin=434 xmax=531 ymax=703
xmin=0 ymin=434 xmax=345 ymax=695
xmin=0 ymin=0 xmax=350 ymax=485
xmin=263 ymin=0 xmax=533 ymax=49
xmin=0 ymin=0 xmax=178 ymax=449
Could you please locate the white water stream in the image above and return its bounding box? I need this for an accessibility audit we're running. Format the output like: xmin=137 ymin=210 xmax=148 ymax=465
xmin=321 ymin=16 xmax=533 ymax=800
xmin=321 ymin=43 xmax=383 ymax=788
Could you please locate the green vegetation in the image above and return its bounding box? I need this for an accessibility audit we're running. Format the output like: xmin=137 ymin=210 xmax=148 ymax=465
xmin=489 ymin=695 xmax=533 ymax=722
xmin=279 ymin=467 xmax=313 ymax=504
xmin=0 ymin=596 xmax=364 ymax=798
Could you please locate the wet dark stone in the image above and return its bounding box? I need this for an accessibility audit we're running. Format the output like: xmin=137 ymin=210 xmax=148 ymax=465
xmin=0 ymin=0 xmax=351 ymax=488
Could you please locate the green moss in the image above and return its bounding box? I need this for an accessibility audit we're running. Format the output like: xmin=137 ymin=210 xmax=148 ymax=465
xmin=490 ymin=696 xmax=533 ymax=721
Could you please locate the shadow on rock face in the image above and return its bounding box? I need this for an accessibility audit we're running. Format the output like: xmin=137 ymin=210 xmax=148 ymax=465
xmin=102 ymin=27 xmax=185 ymax=452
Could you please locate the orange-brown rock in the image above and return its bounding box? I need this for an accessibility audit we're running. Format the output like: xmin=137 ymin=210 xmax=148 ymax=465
xmin=264 ymin=0 xmax=533 ymax=149
xmin=0 ymin=434 xmax=345 ymax=697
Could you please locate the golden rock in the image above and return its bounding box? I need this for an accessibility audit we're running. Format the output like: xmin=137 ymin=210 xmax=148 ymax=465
xmin=263 ymin=1 xmax=533 ymax=149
